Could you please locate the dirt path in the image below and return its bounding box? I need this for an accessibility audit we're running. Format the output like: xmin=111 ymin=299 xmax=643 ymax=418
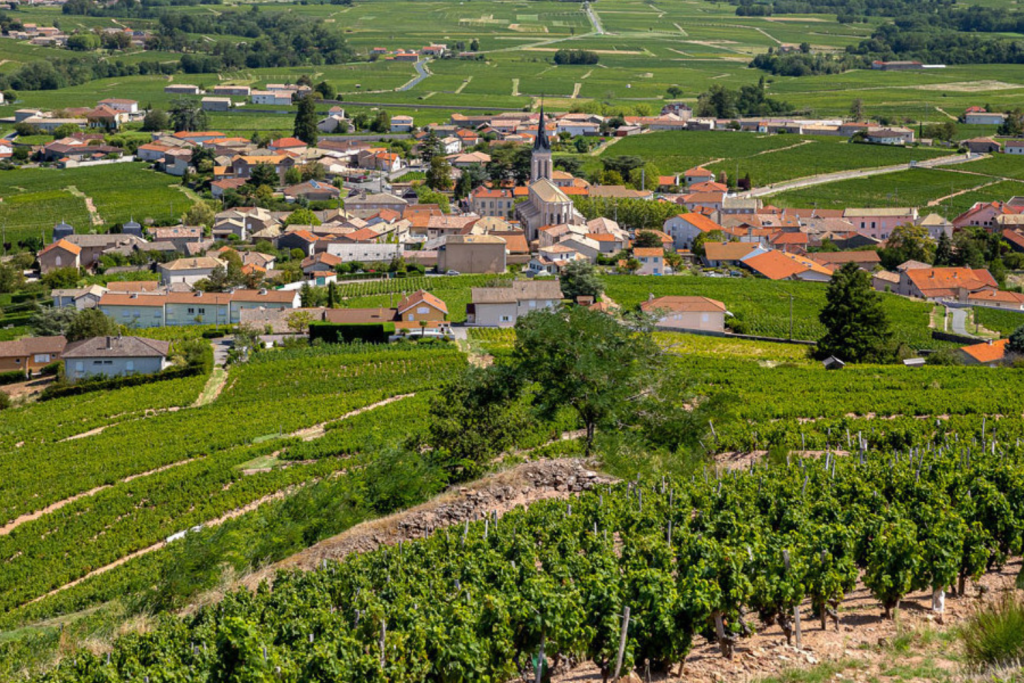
xmin=511 ymin=78 xmax=520 ymax=97
xmin=571 ymin=82 xmax=582 ymax=98
xmin=0 ymin=458 xmax=196 ymax=536
xmin=288 ymin=394 xmax=415 ymax=441
xmin=65 ymin=186 xmax=104 ymax=226
xmin=25 ymin=488 xmax=293 ymax=606
xmin=454 ymin=76 xmax=472 ymax=94
xmin=193 ymin=367 xmax=228 ymax=407
xmin=928 ymin=178 xmax=1002 ymax=206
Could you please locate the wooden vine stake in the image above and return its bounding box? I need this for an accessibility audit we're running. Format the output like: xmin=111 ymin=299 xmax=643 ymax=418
xmin=783 ymin=550 xmax=802 ymax=649
xmin=379 ymin=619 xmax=387 ymax=670
xmin=613 ymin=606 xmax=631 ymax=681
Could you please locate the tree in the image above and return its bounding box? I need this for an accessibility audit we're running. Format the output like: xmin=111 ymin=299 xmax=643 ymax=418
xmin=880 ymin=223 xmax=931 ymax=269
xmin=666 ymin=85 xmax=683 ymax=98
xmin=286 ymin=310 xmax=315 ymax=335
xmin=52 ymin=123 xmax=80 ymax=139
xmin=418 ymin=130 xmax=444 ymax=165
xmin=633 ymin=231 xmax=663 ymax=249
xmin=293 ymin=93 xmax=318 ymax=146
xmin=512 ymin=306 xmax=662 ymax=454
xmin=1007 ymin=324 xmax=1024 ymax=356
xmin=66 ymin=308 xmax=119 ymax=341
xmin=470 ymin=38 xmax=480 ymax=51
xmin=817 ymin=262 xmax=894 ymax=363
xmin=30 ymin=305 xmax=78 ymax=337
xmin=314 ymin=80 xmax=336 ymax=100
xmin=168 ymin=98 xmax=208 ymax=133
xmin=559 ymin=260 xmax=604 ymax=302
xmin=934 ymin=232 xmax=954 ymax=266
xmin=284 ymin=207 xmax=322 ymax=226
xmin=0 ymin=263 xmax=25 ymax=293
xmin=247 ymin=163 xmax=279 ymax=189
xmin=41 ymin=266 xmax=80 ymax=290
xmin=427 ymin=364 xmax=531 ymax=481
xmin=284 ymin=166 xmax=302 ymax=186
xmin=425 ymin=155 xmax=453 ymax=191
xmin=185 ymin=201 xmax=217 ymax=228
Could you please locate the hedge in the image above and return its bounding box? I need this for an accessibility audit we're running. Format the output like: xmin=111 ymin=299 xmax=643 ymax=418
xmin=0 ymin=369 xmax=25 ymax=385
xmin=308 ymin=322 xmax=395 ymax=345
xmin=39 ymin=364 xmax=207 ymax=401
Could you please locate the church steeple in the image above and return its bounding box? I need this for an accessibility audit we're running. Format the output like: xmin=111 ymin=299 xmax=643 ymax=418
xmin=530 ymin=105 xmax=552 ymax=182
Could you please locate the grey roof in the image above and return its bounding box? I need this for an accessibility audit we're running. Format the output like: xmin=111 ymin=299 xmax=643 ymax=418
xmin=65 ymin=234 xmax=147 ymax=249
xmin=62 ymin=336 xmax=170 ymax=359
xmin=472 ymin=279 xmax=563 ymax=304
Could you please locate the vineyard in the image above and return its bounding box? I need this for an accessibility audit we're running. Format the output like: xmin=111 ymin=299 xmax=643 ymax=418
xmin=0 ymin=344 xmax=467 ymax=613
xmin=332 ymin=274 xmax=514 ymax=323
xmin=602 ymin=276 xmax=946 ymax=350
xmin=972 ymin=306 xmax=1024 ymax=337
xmin=36 ymin=444 xmax=1024 ymax=682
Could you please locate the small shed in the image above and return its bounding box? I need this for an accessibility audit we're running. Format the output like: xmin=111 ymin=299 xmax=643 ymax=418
xmin=822 ymin=356 xmax=846 ymax=370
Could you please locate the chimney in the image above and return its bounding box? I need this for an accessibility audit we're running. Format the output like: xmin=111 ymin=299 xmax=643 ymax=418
xmin=259 ymin=288 xmax=267 ymax=295
xmin=106 ymin=336 xmax=112 ymax=349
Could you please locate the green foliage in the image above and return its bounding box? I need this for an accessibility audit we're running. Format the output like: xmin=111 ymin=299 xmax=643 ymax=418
xmin=817 ymin=262 xmax=894 ymax=363
xmin=1007 ymin=324 xmax=1024 ymax=355
xmin=41 ymin=267 xmax=80 ymax=290
xmin=862 ymin=516 xmax=920 ymax=618
xmin=292 ymin=93 xmax=318 ymax=145
xmin=65 ymin=308 xmax=118 ymax=341
xmin=559 ymin=259 xmax=604 ymax=301
xmin=308 ymin=321 xmax=395 ymax=344
xmin=960 ymin=592 xmax=1024 ymax=671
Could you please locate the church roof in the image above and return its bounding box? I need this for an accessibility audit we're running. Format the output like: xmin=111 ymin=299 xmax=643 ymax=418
xmin=530 ymin=178 xmax=570 ymax=203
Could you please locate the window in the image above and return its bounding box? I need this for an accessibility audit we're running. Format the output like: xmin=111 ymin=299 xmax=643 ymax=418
xmin=126 ymin=360 xmax=134 ymax=372
xmin=529 ymin=301 xmax=536 ymax=308
xmin=417 ymin=307 xmax=429 ymax=315
xmin=500 ymin=315 xmax=512 ymax=322
xmin=187 ymin=307 xmax=195 ymax=315
xmin=75 ymin=361 xmax=84 ymax=372
xmin=701 ymin=314 xmax=709 ymax=322
xmin=34 ymin=354 xmax=49 ymax=363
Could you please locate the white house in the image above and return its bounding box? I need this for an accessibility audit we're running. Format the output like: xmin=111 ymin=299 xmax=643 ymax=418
xmin=250 ymin=91 xmax=293 ymax=106
xmin=158 ymin=256 xmax=225 ymax=286
xmin=62 ymin=336 xmax=170 ymax=383
xmin=390 ymin=115 xmax=414 ymax=133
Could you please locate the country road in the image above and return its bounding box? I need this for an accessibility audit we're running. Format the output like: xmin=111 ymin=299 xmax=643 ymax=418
xmin=585 ymin=2 xmax=604 ymax=35
xmin=735 ymin=152 xmax=986 ymax=198
xmin=398 ymin=60 xmax=431 ymax=92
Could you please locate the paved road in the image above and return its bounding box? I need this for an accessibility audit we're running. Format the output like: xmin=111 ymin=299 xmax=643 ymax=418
xmin=211 ymin=336 xmax=233 ymax=366
xmin=736 ymin=152 xmax=983 ymax=199
xmin=947 ymin=307 xmax=970 ymax=336
xmin=398 ymin=60 xmax=431 ymax=92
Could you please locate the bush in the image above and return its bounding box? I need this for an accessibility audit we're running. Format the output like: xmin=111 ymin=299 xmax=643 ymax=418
xmin=961 ymin=592 xmax=1024 ymax=671
xmin=0 ymin=391 xmax=8 ymax=411
xmin=309 ymin=322 xmax=395 ymax=344
xmin=0 ymin=369 xmax=25 ymax=386
xmin=39 ymin=360 xmax=61 ymax=376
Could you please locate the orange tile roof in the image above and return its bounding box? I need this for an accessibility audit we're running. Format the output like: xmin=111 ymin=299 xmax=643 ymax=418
xmin=742 ymin=250 xmax=808 ymax=280
xmin=960 ymin=338 xmax=1009 ymax=364
xmin=633 ymin=247 xmax=664 ymax=257
xmin=397 ymin=289 xmax=448 ymax=315
xmin=41 ymin=239 xmax=81 ymax=256
xmin=677 ymin=213 xmax=724 ymax=234
xmin=905 ymin=267 xmax=997 ymax=296
xmin=640 ymin=296 xmax=726 ymax=313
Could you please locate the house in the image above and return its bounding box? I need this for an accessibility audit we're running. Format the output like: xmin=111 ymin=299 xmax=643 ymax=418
xmin=702 ymin=241 xmax=762 ymax=268
xmin=318 ymin=112 xmax=349 ymax=134
xmin=301 ymin=252 xmax=343 ymax=276
xmin=633 ymin=247 xmax=665 ymax=275
xmin=959 ymin=338 xmax=1010 ymax=367
xmin=742 ymin=250 xmax=832 ymax=282
xmin=437 ymin=234 xmax=507 ymax=274
xmin=158 ymin=257 xmax=225 ymax=286
xmin=212 ymin=86 xmax=251 ymax=97
xmin=1005 ymin=140 xmax=1024 ymax=155
xmin=51 ymin=285 xmax=107 ymax=310
xmin=663 ymin=213 xmax=725 ymax=250
xmin=283 ymin=180 xmax=341 ymax=203
xmin=97 ymin=98 xmax=138 ymax=114
xmin=466 ymin=279 xmax=564 ymax=326
xmin=639 ymin=296 xmax=726 ymax=333
xmin=0 ymin=336 xmax=66 ymax=377
xmin=62 ymin=336 xmax=170 ymax=382
xmin=918 ymin=213 xmax=954 ymax=240
xmin=164 ymin=84 xmax=201 ymax=95
xmin=964 ymin=137 xmax=1000 ymax=154
xmin=806 ymin=250 xmax=881 ymax=271
xmin=684 ymin=166 xmax=715 ymax=187
xmin=345 ymin=192 xmax=409 ymax=214
xmin=201 ymin=97 xmax=232 ymax=112
xmin=964 ymin=289 xmax=1024 ymax=311
xmin=530 ymin=245 xmax=587 ymax=275
xmin=953 ymin=201 xmax=1020 ymax=230
xmin=228 ymin=289 xmax=300 ymax=324
xmin=277 ymin=230 xmax=319 ymax=256
xmin=231 ymin=155 xmax=296 ymax=184
xmin=469 ymin=187 xmax=521 ymax=218
xmin=38 ymin=239 xmax=81 ymax=274
xmin=99 ymin=289 xmax=297 ymax=327
xmin=896 ymin=266 xmax=997 ymax=301
xmin=964 ymin=111 xmax=1007 ymax=126
xmin=863 ymin=127 xmax=914 ymax=145
xmin=148 ymin=226 xmax=204 ymax=252
xmin=390 ymin=115 xmax=414 ymax=133
xmin=250 ymin=91 xmax=292 ymax=106
xmin=843 ymin=207 xmax=918 ymax=241
xmin=680 ymin=191 xmax=725 ymax=213
xmin=63 ymin=234 xmax=148 ymax=268
xmin=396 ymin=290 xmax=448 ymax=322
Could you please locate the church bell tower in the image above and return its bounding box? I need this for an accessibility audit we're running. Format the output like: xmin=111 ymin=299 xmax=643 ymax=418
xmin=530 ymin=106 xmax=552 ymax=182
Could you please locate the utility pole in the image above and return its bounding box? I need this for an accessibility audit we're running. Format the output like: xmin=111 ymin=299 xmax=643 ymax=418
xmin=789 ymin=293 xmax=794 ymax=340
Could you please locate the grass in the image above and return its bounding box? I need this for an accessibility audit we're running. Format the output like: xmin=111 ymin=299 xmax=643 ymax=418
xmin=973 ymin=307 xmax=1024 ymax=337
xmin=960 ymin=592 xmax=1024 ymax=672
xmin=757 ymin=658 xmax=865 ymax=683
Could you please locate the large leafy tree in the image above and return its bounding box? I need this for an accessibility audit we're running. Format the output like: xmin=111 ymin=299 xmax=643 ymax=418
xmin=559 ymin=260 xmax=604 ymax=301
xmin=293 ymin=93 xmax=318 ymax=146
xmin=512 ymin=306 xmax=662 ymax=454
xmin=817 ymin=261 xmax=894 ymax=363
xmin=66 ymin=308 xmax=119 ymax=341
xmin=1007 ymin=324 xmax=1024 ymax=355
xmin=425 ymin=155 xmax=453 ymax=191
xmin=247 ymin=162 xmax=279 ymax=189
xmin=168 ymin=97 xmax=208 ymax=133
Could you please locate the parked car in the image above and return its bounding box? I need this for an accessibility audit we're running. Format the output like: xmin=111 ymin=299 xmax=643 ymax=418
xmin=445 ymin=270 xmax=460 ymax=276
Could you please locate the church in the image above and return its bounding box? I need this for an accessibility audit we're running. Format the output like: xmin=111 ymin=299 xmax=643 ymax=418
xmin=515 ymin=107 xmax=586 ymax=243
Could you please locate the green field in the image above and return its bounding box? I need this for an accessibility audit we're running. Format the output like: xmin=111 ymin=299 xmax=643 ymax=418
xmin=0 ymin=163 xmax=197 ymax=243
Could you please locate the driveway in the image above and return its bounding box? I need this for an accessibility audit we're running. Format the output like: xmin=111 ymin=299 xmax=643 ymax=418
xmin=946 ymin=307 xmax=970 ymax=335
xmin=211 ymin=336 xmax=233 ymax=366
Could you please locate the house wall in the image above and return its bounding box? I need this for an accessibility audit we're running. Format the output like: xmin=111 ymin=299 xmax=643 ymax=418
xmin=230 ymin=301 xmax=294 ymax=324
xmin=472 ymin=302 xmax=518 ymax=326
xmin=400 ymin=304 xmax=446 ymax=322
xmin=159 ymin=268 xmax=215 ymax=286
xmin=100 ymin=303 xmax=165 ymax=328
xmin=663 ymin=216 xmax=703 ymax=249
xmin=39 ymin=250 xmax=79 ymax=274
xmin=654 ymin=311 xmax=725 ymax=333
xmin=65 ymin=355 xmax=166 ymax=383
xmin=438 ymin=243 xmax=506 ymax=274
xmin=166 ymin=301 xmax=229 ymax=326
xmin=637 ymin=255 xmax=664 ymax=275
xmin=0 ymin=351 xmax=59 ymax=375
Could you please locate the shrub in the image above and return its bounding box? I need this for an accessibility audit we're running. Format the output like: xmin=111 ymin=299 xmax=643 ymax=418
xmin=0 ymin=391 xmax=9 ymax=411
xmin=308 ymin=322 xmax=395 ymax=345
xmin=960 ymin=592 xmax=1024 ymax=671
xmin=0 ymin=369 xmax=25 ymax=385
